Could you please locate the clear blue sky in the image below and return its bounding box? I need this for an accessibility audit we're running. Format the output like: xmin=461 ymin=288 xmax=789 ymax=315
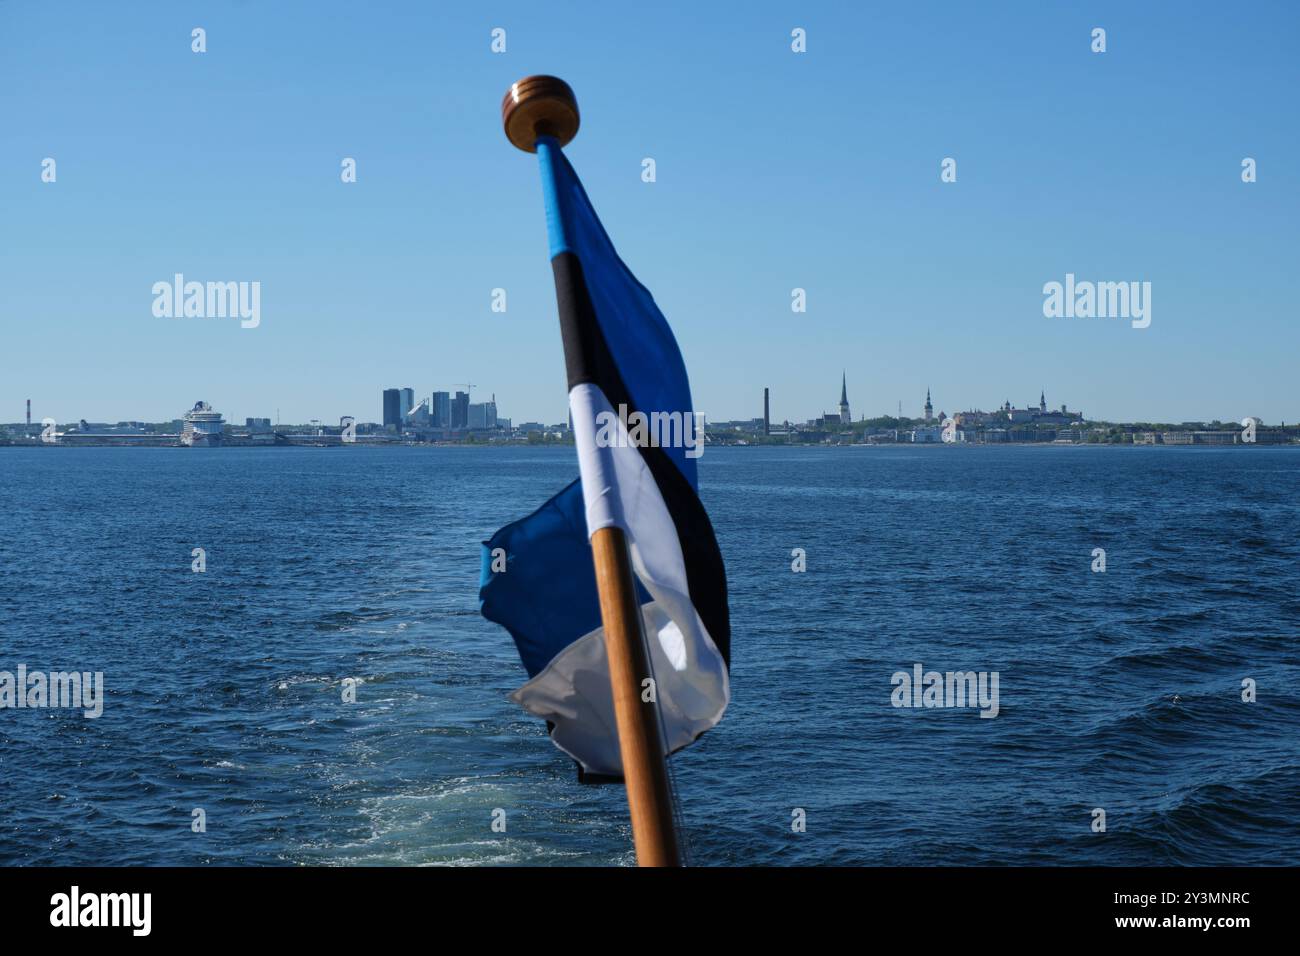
xmin=2 ymin=1 xmax=1297 ymax=426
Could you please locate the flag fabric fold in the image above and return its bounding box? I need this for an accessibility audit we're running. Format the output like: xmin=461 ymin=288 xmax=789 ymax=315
xmin=479 ymin=136 xmax=730 ymax=779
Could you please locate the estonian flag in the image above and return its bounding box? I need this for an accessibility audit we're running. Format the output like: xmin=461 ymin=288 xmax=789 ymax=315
xmin=480 ymin=135 xmax=730 ymax=780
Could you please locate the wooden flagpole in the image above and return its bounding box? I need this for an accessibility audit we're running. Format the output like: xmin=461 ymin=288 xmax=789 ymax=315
xmin=590 ymin=527 xmax=681 ymax=866
xmin=502 ymin=76 xmax=682 ymax=867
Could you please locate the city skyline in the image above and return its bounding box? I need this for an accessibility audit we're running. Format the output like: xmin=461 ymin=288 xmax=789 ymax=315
xmin=3 ymin=3 xmax=1298 ymax=425
xmin=6 ymin=372 xmax=1289 ymax=431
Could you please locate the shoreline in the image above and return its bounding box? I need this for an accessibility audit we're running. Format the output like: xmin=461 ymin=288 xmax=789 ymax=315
xmin=3 ymin=440 xmax=1296 ymax=451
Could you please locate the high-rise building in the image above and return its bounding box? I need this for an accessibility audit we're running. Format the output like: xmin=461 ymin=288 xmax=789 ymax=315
xmin=839 ymin=372 xmax=851 ymax=424
xmin=452 ymin=391 xmax=469 ymax=429
xmin=763 ymin=387 xmax=770 ymax=435
xmin=382 ymin=388 xmax=401 ymax=428
xmin=399 ymin=388 xmax=414 ymax=423
xmin=467 ymin=398 xmax=498 ymax=430
xmin=431 ymin=391 xmax=451 ymax=428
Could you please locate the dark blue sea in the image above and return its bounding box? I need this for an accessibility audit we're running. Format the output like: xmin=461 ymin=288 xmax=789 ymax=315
xmin=1 ymin=445 xmax=1297 ymax=866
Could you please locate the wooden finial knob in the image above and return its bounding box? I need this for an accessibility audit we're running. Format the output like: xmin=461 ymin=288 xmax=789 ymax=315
xmin=502 ymin=75 xmax=580 ymax=152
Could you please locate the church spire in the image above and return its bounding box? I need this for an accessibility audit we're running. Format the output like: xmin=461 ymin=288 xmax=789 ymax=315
xmin=838 ymin=371 xmax=851 ymax=424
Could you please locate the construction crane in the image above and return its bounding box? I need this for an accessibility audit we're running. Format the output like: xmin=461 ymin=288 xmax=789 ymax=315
xmin=453 ymin=382 xmax=476 ymax=402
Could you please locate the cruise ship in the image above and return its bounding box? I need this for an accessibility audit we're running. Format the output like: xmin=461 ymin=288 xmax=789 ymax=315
xmin=180 ymin=401 xmax=225 ymax=447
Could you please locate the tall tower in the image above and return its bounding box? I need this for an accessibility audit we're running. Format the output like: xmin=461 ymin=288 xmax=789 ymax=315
xmin=382 ymin=388 xmax=401 ymax=429
xmin=763 ymin=387 xmax=770 ymax=435
xmin=1040 ymin=390 xmax=1047 ymax=414
xmin=839 ymin=372 xmax=851 ymax=424
xmin=924 ymin=388 xmax=933 ymax=422
xmin=431 ymin=391 xmax=451 ymax=427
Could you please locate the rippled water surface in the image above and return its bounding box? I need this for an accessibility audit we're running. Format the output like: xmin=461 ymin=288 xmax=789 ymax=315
xmin=2 ymin=445 xmax=1297 ymax=865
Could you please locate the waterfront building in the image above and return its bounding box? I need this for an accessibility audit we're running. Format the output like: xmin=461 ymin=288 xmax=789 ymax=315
xmin=1007 ymin=427 xmax=1059 ymax=442
xmin=1162 ymin=431 xmax=1240 ymax=445
xmin=382 ymin=388 xmax=401 ymax=429
xmin=399 ymin=388 xmax=415 ymax=423
xmin=431 ymin=391 xmax=451 ymax=428
xmin=70 ymin=421 xmax=152 ymax=437
xmin=452 ymin=391 xmax=469 ymax=429
xmin=468 ymin=397 xmax=499 ymax=430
